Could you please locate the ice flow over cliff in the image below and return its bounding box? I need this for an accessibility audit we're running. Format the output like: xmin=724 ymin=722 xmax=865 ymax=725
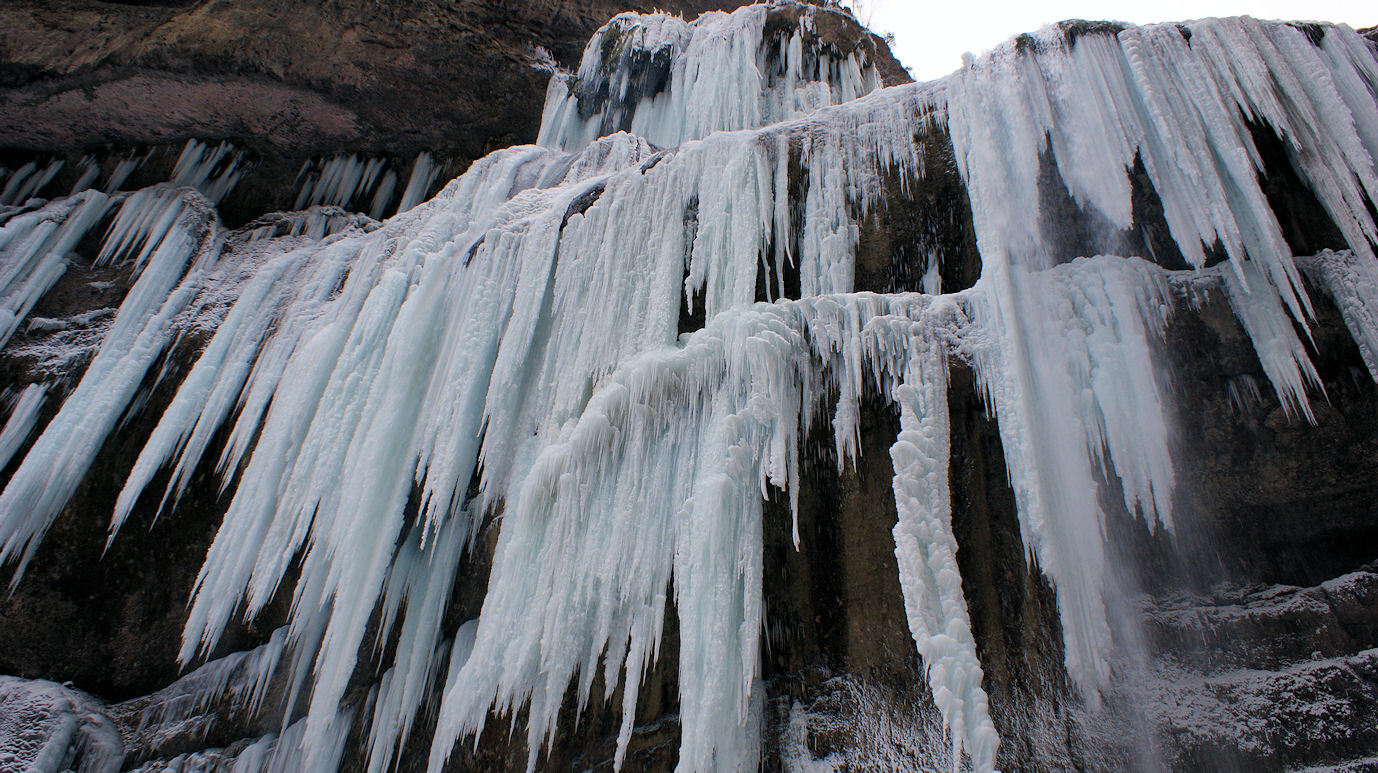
xmin=1 ymin=4 xmax=1377 ymax=772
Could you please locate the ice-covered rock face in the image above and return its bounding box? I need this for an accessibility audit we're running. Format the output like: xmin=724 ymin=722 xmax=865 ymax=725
xmin=538 ymin=3 xmax=885 ymax=151
xmin=1 ymin=6 xmax=1377 ymax=773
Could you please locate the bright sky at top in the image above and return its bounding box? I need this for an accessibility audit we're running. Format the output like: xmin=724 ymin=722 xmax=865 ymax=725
xmin=853 ymin=0 xmax=1376 ymax=82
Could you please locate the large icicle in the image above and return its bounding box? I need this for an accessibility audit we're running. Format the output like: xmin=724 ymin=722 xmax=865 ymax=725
xmin=0 ymin=384 xmax=46 ymax=474
xmin=888 ymin=331 xmax=997 ymax=773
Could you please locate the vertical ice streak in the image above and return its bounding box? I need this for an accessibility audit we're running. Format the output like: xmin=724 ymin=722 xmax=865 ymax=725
xmin=963 ymin=257 xmax=1176 ymax=697
xmin=398 ymin=152 xmax=441 ymax=214
xmin=889 ymin=332 xmax=997 ymax=773
xmin=1223 ymin=261 xmax=1322 ymax=422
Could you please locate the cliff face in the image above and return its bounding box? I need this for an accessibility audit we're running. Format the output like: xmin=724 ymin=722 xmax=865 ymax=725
xmin=0 ymin=5 xmax=1376 ymax=773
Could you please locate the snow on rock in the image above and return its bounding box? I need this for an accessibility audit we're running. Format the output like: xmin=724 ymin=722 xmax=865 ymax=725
xmin=0 ymin=676 xmax=123 ymax=773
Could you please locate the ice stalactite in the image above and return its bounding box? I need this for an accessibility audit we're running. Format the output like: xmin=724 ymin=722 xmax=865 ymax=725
xmin=398 ymin=152 xmax=441 ymax=214
xmin=0 ymin=186 xmax=221 ymax=582
xmin=294 ymin=151 xmax=443 ymax=220
xmin=1301 ymin=249 xmax=1378 ymax=382
xmin=537 ymin=3 xmax=883 ymax=152
xmin=68 ymin=157 xmax=101 ymax=198
xmin=171 ymin=139 xmax=247 ymax=205
xmin=0 ymin=191 xmax=115 ymax=348
xmin=294 ymin=155 xmax=390 ymax=211
xmin=0 ymin=159 xmax=65 ymax=208
xmin=888 ymin=329 xmax=997 ymax=773
xmin=104 ymin=152 xmax=148 ymax=194
xmin=963 ymin=257 xmax=1176 ymax=698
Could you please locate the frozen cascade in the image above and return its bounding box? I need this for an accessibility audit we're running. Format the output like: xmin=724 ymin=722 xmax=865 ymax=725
xmin=537 ymin=3 xmax=883 ymax=152
xmin=0 ymin=9 xmax=1375 ymax=773
xmin=944 ymin=17 xmax=1378 ymax=695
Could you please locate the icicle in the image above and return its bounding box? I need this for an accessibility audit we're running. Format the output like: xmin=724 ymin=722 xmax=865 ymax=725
xmin=0 ymin=159 xmax=64 ymax=207
xmin=296 ymin=154 xmax=403 ymax=213
xmin=0 ymin=188 xmax=220 ymax=583
xmin=0 ymin=190 xmax=115 ymax=348
xmin=398 ymin=152 xmax=441 ymax=214
xmin=171 ymin=140 xmax=246 ymax=205
xmin=1302 ymin=249 xmax=1378 ymax=381
xmin=888 ymin=332 xmax=998 ymax=773
xmin=69 ymin=156 xmax=101 ymax=196
xmin=1223 ymin=261 xmax=1322 ymax=422
xmin=104 ymin=153 xmax=146 ymax=194
xmin=0 ymin=384 xmax=46 ymax=473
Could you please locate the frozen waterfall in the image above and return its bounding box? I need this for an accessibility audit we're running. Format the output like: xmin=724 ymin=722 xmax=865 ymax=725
xmin=0 ymin=6 xmax=1377 ymax=773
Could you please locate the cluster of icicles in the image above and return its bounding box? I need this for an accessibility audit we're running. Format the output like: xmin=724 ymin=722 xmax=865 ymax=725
xmin=1 ymin=4 xmax=1377 ymax=772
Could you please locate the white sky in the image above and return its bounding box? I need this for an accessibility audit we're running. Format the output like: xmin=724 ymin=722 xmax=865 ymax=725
xmin=852 ymin=0 xmax=1376 ymax=82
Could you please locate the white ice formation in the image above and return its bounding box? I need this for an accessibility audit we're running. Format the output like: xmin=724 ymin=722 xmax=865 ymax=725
xmin=0 ymin=7 xmax=1376 ymax=773
xmin=295 ymin=151 xmax=446 ymax=221
xmin=537 ymin=3 xmax=884 ymax=151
